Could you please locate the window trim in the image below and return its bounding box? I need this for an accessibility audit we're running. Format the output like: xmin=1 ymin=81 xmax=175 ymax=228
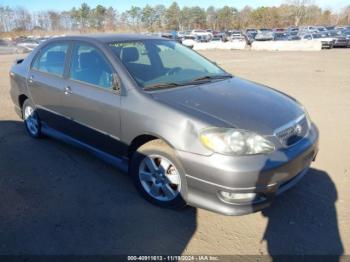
xmin=30 ymin=40 xmax=71 ymax=78
xmin=68 ymin=41 xmax=116 ymax=91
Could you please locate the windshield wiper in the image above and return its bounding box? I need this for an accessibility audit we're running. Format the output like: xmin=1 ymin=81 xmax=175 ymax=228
xmin=188 ymin=74 xmax=233 ymax=83
xmin=143 ymin=74 xmax=233 ymax=90
xmin=143 ymin=82 xmax=185 ymax=90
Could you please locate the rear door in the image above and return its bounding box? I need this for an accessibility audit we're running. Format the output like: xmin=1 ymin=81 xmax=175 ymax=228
xmin=28 ymin=41 xmax=70 ymax=127
xmin=60 ymin=41 xmax=125 ymax=156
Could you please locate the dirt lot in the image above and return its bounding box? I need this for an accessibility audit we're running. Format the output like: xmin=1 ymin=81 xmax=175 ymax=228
xmin=0 ymin=49 xmax=349 ymax=256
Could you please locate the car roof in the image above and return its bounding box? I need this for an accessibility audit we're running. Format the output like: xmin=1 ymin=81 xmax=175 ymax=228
xmin=44 ymin=34 xmax=166 ymax=44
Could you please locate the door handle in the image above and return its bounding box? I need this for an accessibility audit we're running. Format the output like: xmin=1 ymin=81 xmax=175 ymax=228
xmin=64 ymin=86 xmax=73 ymax=95
xmin=28 ymin=75 xmax=34 ymax=83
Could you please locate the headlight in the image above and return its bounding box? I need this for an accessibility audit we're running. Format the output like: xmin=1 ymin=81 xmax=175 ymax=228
xmin=200 ymin=127 xmax=275 ymax=156
xmin=299 ymin=104 xmax=312 ymax=127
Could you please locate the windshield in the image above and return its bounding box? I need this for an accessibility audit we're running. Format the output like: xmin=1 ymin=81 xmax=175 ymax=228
xmin=108 ymin=40 xmax=227 ymax=89
xmin=329 ymin=31 xmax=340 ymax=36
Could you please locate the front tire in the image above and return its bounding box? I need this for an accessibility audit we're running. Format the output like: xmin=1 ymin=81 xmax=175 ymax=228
xmin=22 ymin=99 xmax=43 ymax=138
xmin=130 ymin=139 xmax=186 ymax=209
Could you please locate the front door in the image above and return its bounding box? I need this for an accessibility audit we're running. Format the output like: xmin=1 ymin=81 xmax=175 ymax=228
xmin=60 ymin=42 xmax=124 ymax=157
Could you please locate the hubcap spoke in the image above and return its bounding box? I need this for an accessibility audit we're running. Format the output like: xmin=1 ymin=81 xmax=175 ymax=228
xmin=144 ymin=157 xmax=158 ymax=173
xmin=149 ymin=184 xmax=161 ymax=196
xmin=161 ymin=184 xmax=176 ymax=199
xmin=139 ymin=171 xmax=154 ymax=183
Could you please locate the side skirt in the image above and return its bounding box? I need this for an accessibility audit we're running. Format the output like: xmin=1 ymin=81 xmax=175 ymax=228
xmin=41 ymin=123 xmax=129 ymax=174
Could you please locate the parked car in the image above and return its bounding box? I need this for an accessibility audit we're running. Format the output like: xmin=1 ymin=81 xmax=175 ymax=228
xmin=228 ymin=30 xmax=246 ymax=42
xmin=211 ymin=35 xmax=223 ymax=42
xmin=328 ymin=30 xmax=350 ymax=47
xmin=315 ymin=26 xmax=327 ymax=32
xmin=245 ymin=28 xmax=257 ymax=34
xmin=287 ymin=27 xmax=299 ymax=33
xmin=255 ymin=29 xmax=274 ymax=41
xmin=288 ymin=35 xmax=301 ymax=41
xmin=316 ymin=33 xmax=336 ymax=48
xmin=0 ymin=39 xmax=20 ymax=54
xmin=212 ymin=32 xmax=227 ymax=41
xmin=300 ymin=33 xmax=335 ymax=49
xmin=16 ymin=39 xmax=39 ymax=52
xmin=273 ymin=32 xmax=289 ymax=41
xmin=191 ymin=29 xmax=212 ymax=42
xmin=273 ymin=28 xmax=286 ymax=32
xmin=36 ymin=37 xmax=50 ymax=43
xmin=325 ymin=26 xmax=335 ymax=30
xmin=9 ymin=34 xmax=319 ymax=216
xmin=335 ymin=26 xmax=350 ymax=31
xmin=342 ymin=30 xmax=350 ymax=40
xmin=299 ymin=26 xmax=319 ymax=33
xmin=181 ymin=35 xmax=197 ymax=48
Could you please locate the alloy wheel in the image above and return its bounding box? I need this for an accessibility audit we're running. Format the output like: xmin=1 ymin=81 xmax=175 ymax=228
xmin=138 ymin=155 xmax=181 ymax=201
xmin=24 ymin=105 xmax=39 ymax=136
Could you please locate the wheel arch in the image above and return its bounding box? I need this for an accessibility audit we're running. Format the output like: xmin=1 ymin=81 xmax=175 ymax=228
xmin=18 ymin=94 xmax=28 ymax=117
xmin=127 ymin=133 xmax=176 ymax=159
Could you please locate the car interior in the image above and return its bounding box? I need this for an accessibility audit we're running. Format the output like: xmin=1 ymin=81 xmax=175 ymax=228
xmin=71 ymin=49 xmax=112 ymax=89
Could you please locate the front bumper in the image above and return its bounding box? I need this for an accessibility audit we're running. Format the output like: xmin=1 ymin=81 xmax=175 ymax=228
xmin=321 ymin=41 xmax=334 ymax=48
xmin=177 ymin=124 xmax=319 ymax=215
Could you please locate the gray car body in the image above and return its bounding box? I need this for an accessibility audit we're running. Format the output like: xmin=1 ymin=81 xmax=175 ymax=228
xmin=10 ymin=34 xmax=319 ymax=215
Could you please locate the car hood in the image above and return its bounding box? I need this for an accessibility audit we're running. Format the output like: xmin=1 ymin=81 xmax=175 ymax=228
xmin=151 ymin=77 xmax=304 ymax=135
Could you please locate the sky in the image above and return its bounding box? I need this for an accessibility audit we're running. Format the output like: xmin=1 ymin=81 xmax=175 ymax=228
xmin=0 ymin=0 xmax=348 ymax=12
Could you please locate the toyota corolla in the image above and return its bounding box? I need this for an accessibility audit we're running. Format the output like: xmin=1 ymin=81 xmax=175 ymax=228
xmin=9 ymin=34 xmax=319 ymax=215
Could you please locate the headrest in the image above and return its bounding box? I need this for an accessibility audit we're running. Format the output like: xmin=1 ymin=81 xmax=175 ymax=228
xmin=79 ymin=51 xmax=100 ymax=69
xmin=122 ymin=47 xmax=139 ymax=63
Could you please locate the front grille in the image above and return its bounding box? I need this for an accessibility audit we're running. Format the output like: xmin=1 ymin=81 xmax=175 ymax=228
xmin=275 ymin=116 xmax=309 ymax=147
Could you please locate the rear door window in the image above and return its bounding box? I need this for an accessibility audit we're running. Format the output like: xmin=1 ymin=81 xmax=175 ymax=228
xmin=32 ymin=43 xmax=68 ymax=76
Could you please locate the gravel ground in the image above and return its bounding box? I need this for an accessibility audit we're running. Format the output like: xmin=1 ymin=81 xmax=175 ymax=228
xmin=0 ymin=49 xmax=349 ymax=256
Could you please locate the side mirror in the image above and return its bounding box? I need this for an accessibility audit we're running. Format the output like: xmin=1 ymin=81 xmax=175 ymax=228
xmin=112 ymin=73 xmax=121 ymax=94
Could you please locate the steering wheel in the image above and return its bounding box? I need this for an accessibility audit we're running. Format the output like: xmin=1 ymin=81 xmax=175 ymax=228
xmin=166 ymin=67 xmax=182 ymax=76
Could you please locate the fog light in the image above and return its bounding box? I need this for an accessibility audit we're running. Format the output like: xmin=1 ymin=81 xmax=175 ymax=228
xmin=219 ymin=191 xmax=258 ymax=204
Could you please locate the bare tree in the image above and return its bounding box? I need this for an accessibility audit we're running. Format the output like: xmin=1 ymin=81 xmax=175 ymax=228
xmin=48 ymin=11 xmax=60 ymax=31
xmin=287 ymin=0 xmax=313 ymax=26
xmin=341 ymin=5 xmax=350 ymax=25
xmin=104 ymin=7 xmax=117 ymax=31
xmin=1 ymin=1 xmax=348 ymax=35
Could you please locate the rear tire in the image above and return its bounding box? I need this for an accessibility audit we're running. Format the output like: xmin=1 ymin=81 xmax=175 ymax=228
xmin=22 ymin=99 xmax=43 ymax=138
xmin=130 ymin=139 xmax=186 ymax=209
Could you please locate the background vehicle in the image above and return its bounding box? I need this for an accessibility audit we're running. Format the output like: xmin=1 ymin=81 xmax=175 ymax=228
xmin=246 ymin=28 xmax=257 ymax=34
xmin=255 ymin=29 xmax=274 ymax=41
xmin=191 ymin=29 xmax=212 ymax=42
xmin=300 ymin=33 xmax=335 ymax=49
xmin=328 ymin=30 xmax=350 ymax=47
xmin=16 ymin=39 xmax=39 ymax=52
xmin=181 ymin=35 xmax=198 ymax=48
xmin=228 ymin=30 xmax=246 ymax=42
xmin=274 ymin=32 xmax=289 ymax=41
xmin=0 ymin=39 xmax=20 ymax=54
xmin=342 ymin=30 xmax=350 ymax=41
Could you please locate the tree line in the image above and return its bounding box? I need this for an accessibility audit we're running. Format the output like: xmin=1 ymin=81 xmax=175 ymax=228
xmin=1 ymin=1 xmax=350 ymax=35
